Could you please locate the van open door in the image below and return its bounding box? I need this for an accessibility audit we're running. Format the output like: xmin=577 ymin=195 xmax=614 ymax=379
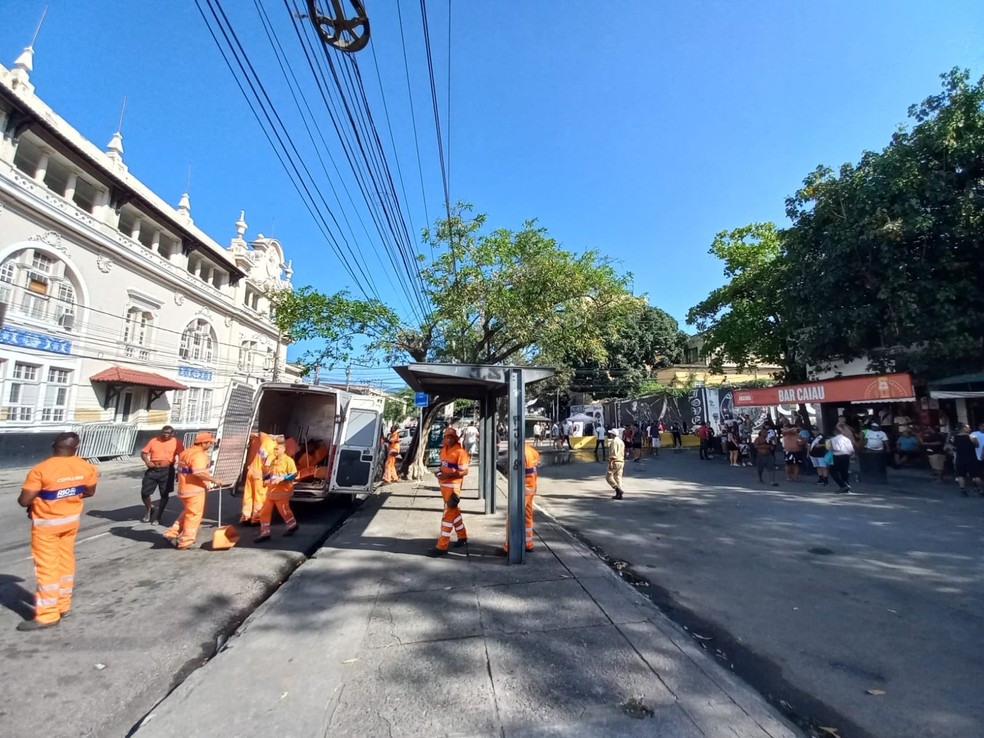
xmin=330 ymin=396 xmax=383 ymax=493
xmin=212 ymin=380 xmax=259 ymax=486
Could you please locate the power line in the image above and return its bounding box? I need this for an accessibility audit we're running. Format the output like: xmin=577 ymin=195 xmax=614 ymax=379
xmin=395 ymin=0 xmax=432 ymax=238
xmin=418 ymin=0 xmax=452 ymax=229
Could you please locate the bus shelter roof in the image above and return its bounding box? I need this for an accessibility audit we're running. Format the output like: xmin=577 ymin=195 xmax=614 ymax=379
xmin=393 ymin=363 xmax=555 ymax=401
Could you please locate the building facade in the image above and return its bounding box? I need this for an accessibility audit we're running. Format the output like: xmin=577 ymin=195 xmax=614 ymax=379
xmin=653 ymin=335 xmax=782 ymax=388
xmin=0 ymin=49 xmax=292 ymax=466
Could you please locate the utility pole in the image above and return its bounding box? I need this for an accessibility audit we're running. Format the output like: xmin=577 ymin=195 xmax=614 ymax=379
xmin=314 ymin=365 xmax=321 ymax=385
xmin=345 ymin=365 xmax=352 ymax=391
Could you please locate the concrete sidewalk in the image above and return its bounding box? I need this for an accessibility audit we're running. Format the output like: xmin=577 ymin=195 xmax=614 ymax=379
xmin=133 ymin=472 xmax=801 ymax=738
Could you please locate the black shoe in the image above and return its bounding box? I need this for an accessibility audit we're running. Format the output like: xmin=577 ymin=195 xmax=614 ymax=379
xmin=452 ymin=538 xmax=468 ymax=549
xmin=254 ymin=534 xmax=271 ymax=544
xmin=960 ymin=489 xmax=969 ymax=497
xmin=17 ymin=619 xmax=59 ymax=632
xmin=283 ymin=525 xmax=299 ymax=537
xmin=494 ymin=547 xmax=508 ymax=557
xmin=426 ymin=548 xmax=448 ymax=557
xmin=612 ymin=493 xmax=623 ymax=500
xmin=59 ymin=610 xmax=71 ymax=620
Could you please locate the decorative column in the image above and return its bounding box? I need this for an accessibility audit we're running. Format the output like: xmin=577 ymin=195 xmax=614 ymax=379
xmin=130 ymin=217 xmax=142 ymax=242
xmin=33 ymin=147 xmax=50 ymax=183
xmin=151 ymin=231 xmax=161 ymax=254
xmin=64 ymin=170 xmax=78 ymax=201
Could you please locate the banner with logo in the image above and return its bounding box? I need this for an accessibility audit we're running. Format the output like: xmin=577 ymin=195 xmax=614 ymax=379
xmin=732 ymin=373 xmax=915 ymax=407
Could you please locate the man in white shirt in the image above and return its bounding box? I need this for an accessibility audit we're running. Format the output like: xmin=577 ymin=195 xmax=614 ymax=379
xmin=829 ymin=426 xmax=855 ymax=493
xmin=561 ymin=420 xmax=571 ymax=449
xmin=594 ymin=422 xmax=606 ymax=461
xmin=864 ymin=423 xmax=889 ymax=452
xmin=461 ymin=422 xmax=480 ymax=456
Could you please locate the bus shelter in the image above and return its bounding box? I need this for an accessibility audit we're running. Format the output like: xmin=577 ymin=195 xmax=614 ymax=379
xmin=393 ymin=363 xmax=554 ymax=564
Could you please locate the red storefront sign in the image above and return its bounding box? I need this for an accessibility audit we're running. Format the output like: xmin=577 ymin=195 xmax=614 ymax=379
xmin=732 ymin=373 xmax=915 ymax=407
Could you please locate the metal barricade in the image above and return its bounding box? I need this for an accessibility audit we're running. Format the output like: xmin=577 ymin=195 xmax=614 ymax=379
xmin=72 ymin=422 xmax=139 ymax=463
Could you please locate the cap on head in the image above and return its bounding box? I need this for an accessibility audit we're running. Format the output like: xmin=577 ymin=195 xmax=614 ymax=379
xmin=870 ymin=422 xmax=880 ymax=429
xmin=606 ymin=429 xmax=616 ymax=436
xmin=195 ymin=432 xmax=215 ymax=444
xmin=443 ymin=427 xmax=458 ymax=438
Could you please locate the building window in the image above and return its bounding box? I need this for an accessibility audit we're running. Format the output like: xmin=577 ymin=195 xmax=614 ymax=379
xmin=0 ymin=251 xmax=83 ymax=326
xmin=179 ymin=319 xmax=215 ymax=364
xmin=238 ymin=341 xmax=258 ymax=373
xmin=172 ymin=387 xmax=213 ymax=424
xmin=31 ymin=253 xmax=53 ymax=274
xmin=40 ymin=368 xmax=71 ymax=422
xmin=7 ymin=362 xmax=41 ymax=421
xmin=123 ymin=308 xmax=151 ymax=346
xmin=0 ymin=261 xmax=14 ymax=304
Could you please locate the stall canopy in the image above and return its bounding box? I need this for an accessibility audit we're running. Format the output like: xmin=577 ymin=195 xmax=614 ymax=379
xmin=928 ymin=373 xmax=984 ymax=399
xmin=733 ymin=372 xmax=915 ymax=407
xmin=90 ymin=366 xmax=188 ymax=410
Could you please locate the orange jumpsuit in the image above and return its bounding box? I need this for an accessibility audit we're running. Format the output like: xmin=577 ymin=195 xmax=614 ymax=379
xmin=382 ymin=431 xmax=400 ymax=483
xmin=22 ymin=456 xmax=98 ymax=624
xmin=259 ymin=455 xmax=298 ymax=536
xmin=165 ymin=446 xmax=211 ymax=549
xmin=505 ymin=443 xmax=539 ymax=552
xmin=436 ymin=443 xmax=469 ymax=550
xmin=243 ymin=433 xmax=275 ymax=523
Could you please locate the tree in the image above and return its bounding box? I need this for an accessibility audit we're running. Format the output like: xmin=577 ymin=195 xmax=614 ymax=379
xmin=568 ymin=304 xmax=687 ymax=398
xmin=273 ymin=203 xmax=633 ymax=479
xmin=686 ymin=223 xmax=801 ymax=381
xmin=783 ymin=68 xmax=984 ymax=378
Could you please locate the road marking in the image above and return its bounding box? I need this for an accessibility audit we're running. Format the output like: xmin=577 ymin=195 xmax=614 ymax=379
xmin=19 ymin=530 xmax=114 ymax=561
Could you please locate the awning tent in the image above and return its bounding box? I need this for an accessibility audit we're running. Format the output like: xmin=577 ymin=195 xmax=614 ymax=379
xmin=928 ymin=373 xmax=984 ymax=399
xmin=90 ymin=366 xmax=188 ymax=409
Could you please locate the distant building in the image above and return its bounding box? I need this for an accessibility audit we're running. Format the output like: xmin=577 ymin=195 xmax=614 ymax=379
xmin=0 ymin=48 xmax=292 ymax=464
xmin=654 ymin=335 xmax=781 ymax=388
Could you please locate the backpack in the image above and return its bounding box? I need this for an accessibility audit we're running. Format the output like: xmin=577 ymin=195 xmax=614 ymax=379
xmin=809 ymin=437 xmax=826 ymax=458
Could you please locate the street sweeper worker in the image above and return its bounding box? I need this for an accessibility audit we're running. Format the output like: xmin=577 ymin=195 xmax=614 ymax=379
xmin=429 ymin=426 xmax=469 ymax=556
xmin=164 ymin=433 xmax=224 ymax=550
xmin=255 ymin=440 xmax=299 ymax=542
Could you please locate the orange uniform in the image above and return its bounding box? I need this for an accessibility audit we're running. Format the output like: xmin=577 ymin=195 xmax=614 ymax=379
xmin=22 ymin=456 xmax=98 ymax=624
xmin=243 ymin=433 xmax=275 ymax=523
xmin=436 ymin=442 xmax=469 ymax=551
xmin=258 ymin=455 xmax=298 ymax=537
xmin=382 ymin=431 xmax=400 ymax=483
xmin=165 ymin=445 xmax=212 ymax=549
xmin=505 ymin=443 xmax=540 ymax=553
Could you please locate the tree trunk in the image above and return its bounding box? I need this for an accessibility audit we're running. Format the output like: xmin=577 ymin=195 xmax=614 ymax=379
xmin=399 ymin=398 xmax=447 ymax=481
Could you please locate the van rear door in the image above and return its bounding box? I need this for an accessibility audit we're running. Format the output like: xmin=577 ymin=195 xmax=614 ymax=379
xmin=330 ymin=397 xmax=382 ymax=492
xmin=212 ymin=380 xmax=259 ymax=486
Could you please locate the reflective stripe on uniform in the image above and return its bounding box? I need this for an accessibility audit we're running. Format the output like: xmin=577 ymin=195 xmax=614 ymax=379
xmin=33 ymin=514 xmax=81 ymax=527
xmin=524 ymin=467 xmax=536 ymax=475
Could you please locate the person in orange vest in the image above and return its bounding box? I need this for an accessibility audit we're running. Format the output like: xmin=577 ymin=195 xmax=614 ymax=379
xmin=139 ymin=425 xmax=184 ymax=524
xmin=16 ymin=432 xmax=98 ymax=631
xmin=499 ymin=438 xmax=540 ymax=555
xmin=164 ymin=433 xmax=225 ymax=550
xmin=241 ymin=432 xmax=276 ymax=525
xmin=255 ymin=440 xmax=299 ymax=542
xmin=381 ymin=425 xmax=400 ymax=483
xmin=428 ymin=427 xmax=469 ymax=557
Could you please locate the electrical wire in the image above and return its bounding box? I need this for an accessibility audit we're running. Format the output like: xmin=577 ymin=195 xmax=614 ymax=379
xmin=418 ymin=0 xmax=453 ymax=229
xmin=395 ymin=0 xmax=432 ymax=240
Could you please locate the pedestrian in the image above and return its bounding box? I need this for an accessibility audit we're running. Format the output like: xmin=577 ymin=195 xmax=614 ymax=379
xmin=561 ymin=419 xmax=572 ymax=449
xmin=139 ymin=425 xmax=183 ymax=524
xmin=499 ymin=437 xmax=540 ymax=555
xmin=429 ymin=427 xmax=469 ymax=556
xmin=382 ymin=425 xmax=400 ymax=483
xmin=894 ymin=429 xmax=920 ymax=468
xmin=669 ymin=421 xmax=683 ymax=449
xmin=828 ymin=425 xmax=855 ymax=493
xmin=649 ymin=421 xmax=661 ymax=457
xmin=753 ymin=430 xmax=773 ymax=483
xmin=461 ymin=420 xmax=480 ymax=456
xmin=809 ymin=433 xmax=829 ymax=486
xmin=255 ymin=440 xmax=299 ymax=542
xmin=594 ymin=420 xmax=606 ymax=460
xmin=726 ymin=423 xmax=741 ymax=467
xmin=921 ymin=425 xmax=948 ymax=482
xmin=241 ymin=432 xmax=275 ymax=525
xmin=551 ymin=421 xmax=560 ymax=449
xmin=697 ymin=421 xmax=710 ymax=460
xmin=605 ymin=429 xmax=626 ymax=500
xmin=861 ymin=421 xmax=890 ymax=482
xmin=629 ymin=423 xmax=643 ymax=463
xmin=969 ymin=422 xmax=984 ymax=492
xmin=16 ymin=432 xmax=98 ymax=631
xmin=164 ymin=433 xmax=225 ymax=550
xmin=782 ymin=423 xmax=806 ymax=482
xmin=951 ymin=423 xmax=980 ymax=496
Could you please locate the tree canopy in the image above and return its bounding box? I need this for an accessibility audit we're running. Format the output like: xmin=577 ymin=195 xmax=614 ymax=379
xmin=689 ymin=68 xmax=984 ymax=382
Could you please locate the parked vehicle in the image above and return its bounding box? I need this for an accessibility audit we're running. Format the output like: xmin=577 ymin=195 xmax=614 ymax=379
xmin=212 ymin=381 xmax=385 ymax=502
xmin=398 ymin=427 xmax=414 ymax=454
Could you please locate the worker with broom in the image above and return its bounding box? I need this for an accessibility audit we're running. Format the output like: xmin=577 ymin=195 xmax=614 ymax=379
xmin=381 ymin=425 xmax=400 ymax=483
xmin=255 ymin=439 xmax=299 ymax=542
xmin=164 ymin=433 xmax=225 ymax=550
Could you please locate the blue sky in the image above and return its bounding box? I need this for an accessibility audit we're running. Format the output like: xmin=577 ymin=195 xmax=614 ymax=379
xmin=3 ymin=1 xmax=983 ymax=387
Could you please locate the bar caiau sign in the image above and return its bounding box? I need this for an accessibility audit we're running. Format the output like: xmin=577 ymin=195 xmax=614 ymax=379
xmin=733 ymin=373 xmax=915 ymax=407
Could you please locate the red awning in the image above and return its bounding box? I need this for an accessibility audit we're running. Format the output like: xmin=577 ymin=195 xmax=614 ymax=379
xmin=89 ymin=366 xmax=188 ymax=391
xmin=732 ymin=372 xmax=915 ymax=407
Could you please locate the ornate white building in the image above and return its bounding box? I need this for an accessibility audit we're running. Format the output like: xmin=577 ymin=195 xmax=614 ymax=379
xmin=0 ymin=47 xmax=293 ymax=465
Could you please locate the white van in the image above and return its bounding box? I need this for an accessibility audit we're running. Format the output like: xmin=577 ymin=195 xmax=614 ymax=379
xmin=212 ymin=381 xmax=385 ymax=502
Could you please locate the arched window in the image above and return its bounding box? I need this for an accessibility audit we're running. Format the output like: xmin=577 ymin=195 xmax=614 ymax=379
xmin=179 ymin=319 xmax=215 ymax=364
xmin=0 ymin=248 xmax=82 ymax=328
xmin=238 ymin=340 xmax=258 ymax=373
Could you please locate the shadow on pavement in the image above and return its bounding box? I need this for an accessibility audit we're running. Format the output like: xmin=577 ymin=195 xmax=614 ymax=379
xmin=0 ymin=574 xmax=33 ymax=619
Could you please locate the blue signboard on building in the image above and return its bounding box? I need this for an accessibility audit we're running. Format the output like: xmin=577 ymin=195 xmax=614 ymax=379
xmin=0 ymin=327 xmax=72 ymax=355
xmin=178 ymin=365 xmax=213 ymax=382
xmin=414 ymin=391 xmax=429 ymax=407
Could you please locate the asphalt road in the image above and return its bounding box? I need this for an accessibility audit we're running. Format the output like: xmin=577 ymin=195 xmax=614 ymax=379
xmin=533 ymin=448 xmax=984 ymax=738
xmin=0 ymin=461 xmax=357 ymax=738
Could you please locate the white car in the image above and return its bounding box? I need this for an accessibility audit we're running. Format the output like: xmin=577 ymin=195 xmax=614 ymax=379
xmin=398 ymin=428 xmax=415 ymax=454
